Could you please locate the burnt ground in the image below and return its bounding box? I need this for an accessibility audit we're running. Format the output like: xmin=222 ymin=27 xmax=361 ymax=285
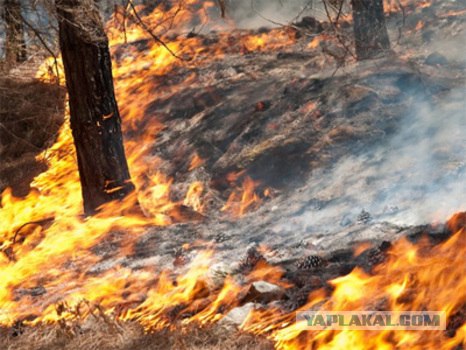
xmin=1 ymin=0 xmax=466 ymax=348
xmin=111 ymin=0 xmax=466 ymax=270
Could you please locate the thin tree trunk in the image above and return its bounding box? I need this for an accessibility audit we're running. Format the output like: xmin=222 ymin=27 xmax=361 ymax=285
xmin=3 ymin=0 xmax=27 ymax=66
xmin=56 ymin=0 xmax=135 ymax=215
xmin=351 ymin=0 xmax=390 ymax=60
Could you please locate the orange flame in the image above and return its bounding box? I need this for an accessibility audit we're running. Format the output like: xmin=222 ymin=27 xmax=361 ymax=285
xmin=184 ymin=181 xmax=205 ymax=213
xmin=221 ymin=176 xmax=263 ymax=218
xmin=1 ymin=1 xmax=464 ymax=349
xmin=189 ymin=153 xmax=205 ymax=171
xmin=242 ymin=223 xmax=466 ymax=349
xmin=1 ymin=0 xmax=294 ymax=328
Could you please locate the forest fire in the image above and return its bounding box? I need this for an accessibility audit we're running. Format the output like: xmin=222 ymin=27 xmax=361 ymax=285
xmin=0 ymin=0 xmax=293 ymax=327
xmin=384 ymin=0 xmax=432 ymax=13
xmin=242 ymin=223 xmax=465 ymax=349
xmin=0 ymin=0 xmax=465 ymax=349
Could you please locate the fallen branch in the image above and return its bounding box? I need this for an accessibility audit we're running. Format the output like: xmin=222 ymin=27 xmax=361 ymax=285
xmin=12 ymin=217 xmax=55 ymax=243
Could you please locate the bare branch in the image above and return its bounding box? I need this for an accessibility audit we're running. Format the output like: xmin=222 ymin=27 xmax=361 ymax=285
xmin=20 ymin=14 xmax=61 ymax=82
xmin=127 ymin=0 xmax=186 ymax=61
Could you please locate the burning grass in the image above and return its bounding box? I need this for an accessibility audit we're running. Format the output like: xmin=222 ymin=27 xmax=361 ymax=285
xmin=1 ymin=0 xmax=466 ymax=348
xmin=0 ymin=221 xmax=463 ymax=349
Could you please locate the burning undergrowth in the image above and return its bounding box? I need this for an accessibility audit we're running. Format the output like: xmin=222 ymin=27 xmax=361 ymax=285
xmin=0 ymin=0 xmax=466 ymax=349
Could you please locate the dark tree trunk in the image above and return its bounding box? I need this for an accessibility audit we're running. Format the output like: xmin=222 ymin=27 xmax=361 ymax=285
xmin=56 ymin=0 xmax=135 ymax=215
xmin=3 ymin=0 xmax=27 ymax=65
xmin=351 ymin=0 xmax=390 ymax=60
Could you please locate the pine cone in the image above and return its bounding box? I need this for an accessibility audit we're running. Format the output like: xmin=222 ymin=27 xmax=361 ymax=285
xmin=295 ymin=255 xmax=324 ymax=270
xmin=357 ymin=210 xmax=372 ymax=224
xmin=214 ymin=232 xmax=229 ymax=243
xmin=238 ymin=246 xmax=266 ymax=272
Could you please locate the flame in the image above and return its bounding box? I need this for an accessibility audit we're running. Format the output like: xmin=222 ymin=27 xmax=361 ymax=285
xmin=308 ymin=36 xmax=321 ymax=50
xmin=242 ymin=222 xmax=466 ymax=349
xmin=189 ymin=153 xmax=205 ymax=171
xmin=415 ymin=20 xmax=425 ymax=31
xmin=241 ymin=31 xmax=295 ymax=52
xmin=221 ymin=176 xmax=264 ymax=218
xmin=384 ymin=0 xmax=433 ymax=13
xmin=352 ymin=241 xmax=374 ymax=257
xmin=1 ymin=1 xmax=465 ymax=349
xmin=183 ymin=181 xmax=205 ymax=213
xmin=1 ymin=0 xmax=293 ymax=327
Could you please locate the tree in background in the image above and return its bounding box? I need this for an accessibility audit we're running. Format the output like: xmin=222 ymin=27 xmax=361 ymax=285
xmin=351 ymin=0 xmax=390 ymax=60
xmin=3 ymin=0 xmax=27 ymax=66
xmin=56 ymin=0 xmax=135 ymax=215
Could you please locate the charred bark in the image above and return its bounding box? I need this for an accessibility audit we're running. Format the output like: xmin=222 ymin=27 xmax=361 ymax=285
xmin=56 ymin=0 xmax=135 ymax=215
xmin=351 ymin=0 xmax=390 ymax=60
xmin=3 ymin=0 xmax=27 ymax=65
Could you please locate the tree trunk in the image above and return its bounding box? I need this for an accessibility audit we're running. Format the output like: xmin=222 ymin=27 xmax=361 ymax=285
xmin=56 ymin=0 xmax=135 ymax=215
xmin=351 ymin=0 xmax=390 ymax=60
xmin=3 ymin=0 xmax=27 ymax=66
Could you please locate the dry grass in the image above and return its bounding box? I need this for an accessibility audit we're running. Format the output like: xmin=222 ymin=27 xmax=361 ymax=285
xmin=0 ymin=77 xmax=65 ymax=196
xmin=0 ymin=72 xmax=273 ymax=349
xmin=0 ymin=319 xmax=273 ymax=350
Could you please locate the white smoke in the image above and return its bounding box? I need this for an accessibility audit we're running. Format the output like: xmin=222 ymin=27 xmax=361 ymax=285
xmin=272 ymin=86 xmax=466 ymax=242
xmin=227 ymin=0 xmax=316 ymax=28
xmin=216 ymin=0 xmax=344 ymax=29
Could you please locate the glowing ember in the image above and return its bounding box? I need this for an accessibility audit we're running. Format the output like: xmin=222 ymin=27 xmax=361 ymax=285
xmin=189 ymin=153 xmax=205 ymax=171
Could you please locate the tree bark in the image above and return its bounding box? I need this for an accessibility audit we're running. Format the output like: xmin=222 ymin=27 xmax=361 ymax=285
xmin=3 ymin=0 xmax=27 ymax=65
xmin=56 ymin=0 xmax=135 ymax=215
xmin=351 ymin=0 xmax=390 ymax=60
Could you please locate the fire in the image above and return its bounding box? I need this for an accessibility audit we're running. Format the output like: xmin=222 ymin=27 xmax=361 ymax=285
xmin=438 ymin=9 xmax=466 ymax=18
xmin=221 ymin=176 xmax=264 ymax=218
xmin=1 ymin=0 xmax=465 ymax=348
xmin=1 ymin=0 xmax=290 ymax=328
xmin=241 ymin=29 xmax=296 ymax=52
xmin=188 ymin=153 xmax=205 ymax=171
xmin=308 ymin=36 xmax=321 ymax=50
xmin=384 ymin=0 xmax=433 ymax=14
xmin=415 ymin=20 xmax=425 ymax=31
xmin=184 ymin=181 xmax=205 ymax=213
xmin=241 ymin=220 xmax=466 ymax=349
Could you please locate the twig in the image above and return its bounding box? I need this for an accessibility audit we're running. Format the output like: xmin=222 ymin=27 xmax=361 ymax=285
xmin=322 ymin=0 xmax=356 ymax=60
xmin=0 ymin=122 xmax=42 ymax=151
xmin=127 ymin=0 xmax=186 ymax=61
xmin=12 ymin=217 xmax=55 ymax=243
xmin=20 ymin=15 xmax=61 ymax=82
xmin=216 ymin=0 xmax=226 ymax=18
xmin=334 ymin=0 xmax=345 ymax=24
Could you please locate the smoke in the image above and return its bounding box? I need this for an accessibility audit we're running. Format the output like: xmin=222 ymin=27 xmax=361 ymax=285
xmin=228 ymin=0 xmax=310 ymax=28
xmin=331 ymin=92 xmax=466 ymax=226
xmin=225 ymin=0 xmax=327 ymax=28
xmin=374 ymin=93 xmax=466 ymax=224
xmin=271 ymin=86 xmax=466 ymax=242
